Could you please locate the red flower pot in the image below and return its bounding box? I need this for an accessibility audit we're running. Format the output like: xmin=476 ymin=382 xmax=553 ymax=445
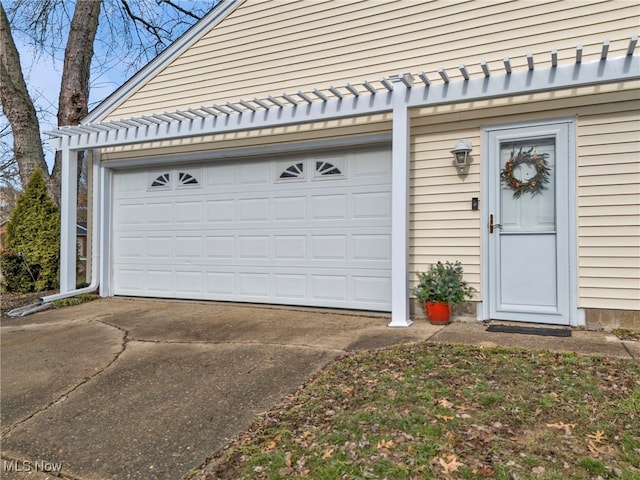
xmin=425 ymin=301 xmax=452 ymax=325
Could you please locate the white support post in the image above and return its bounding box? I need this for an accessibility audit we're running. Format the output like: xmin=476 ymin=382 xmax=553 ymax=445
xmin=60 ymin=146 xmax=78 ymax=293
xmin=98 ymin=163 xmax=111 ymax=297
xmin=388 ymin=81 xmax=412 ymax=327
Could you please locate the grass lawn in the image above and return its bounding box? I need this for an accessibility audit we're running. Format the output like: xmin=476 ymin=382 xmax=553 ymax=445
xmin=202 ymin=343 xmax=640 ymax=480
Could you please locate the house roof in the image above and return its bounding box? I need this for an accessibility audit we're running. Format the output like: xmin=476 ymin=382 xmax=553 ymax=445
xmin=82 ymin=0 xmax=242 ymax=124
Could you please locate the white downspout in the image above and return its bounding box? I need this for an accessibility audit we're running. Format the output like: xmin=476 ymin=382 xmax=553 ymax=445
xmin=7 ymin=150 xmax=101 ymax=318
xmin=39 ymin=151 xmax=101 ymax=304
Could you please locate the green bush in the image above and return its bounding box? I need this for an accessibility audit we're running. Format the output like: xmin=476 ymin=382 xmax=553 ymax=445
xmin=0 ymin=250 xmax=39 ymax=292
xmin=1 ymin=170 xmax=60 ymax=293
xmin=412 ymin=261 xmax=475 ymax=307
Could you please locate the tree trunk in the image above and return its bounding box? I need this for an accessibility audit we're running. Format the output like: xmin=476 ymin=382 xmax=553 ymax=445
xmin=0 ymin=3 xmax=50 ymax=190
xmin=50 ymin=0 xmax=102 ymax=206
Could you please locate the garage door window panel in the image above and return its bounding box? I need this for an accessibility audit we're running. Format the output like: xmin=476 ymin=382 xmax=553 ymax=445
xmin=150 ymin=173 xmax=171 ymax=189
xmin=177 ymin=171 xmax=200 ymax=188
xmin=314 ymin=159 xmax=345 ymax=180
xmin=278 ymin=162 xmax=305 ymax=181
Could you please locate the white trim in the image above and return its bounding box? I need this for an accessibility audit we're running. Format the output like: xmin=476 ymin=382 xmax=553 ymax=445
xmin=481 ymin=145 xmax=489 ymax=324
xmin=101 ymin=134 xmax=391 ymax=169
xmin=388 ymin=81 xmax=412 ymax=327
xmin=83 ymin=0 xmax=243 ymax=124
xmin=60 ymin=147 xmax=78 ymax=292
xmin=99 ymin=165 xmax=112 ymax=297
xmin=567 ymin=120 xmax=582 ymax=326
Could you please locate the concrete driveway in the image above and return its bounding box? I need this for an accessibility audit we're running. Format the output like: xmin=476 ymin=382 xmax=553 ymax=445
xmin=1 ymin=297 xmax=440 ymax=480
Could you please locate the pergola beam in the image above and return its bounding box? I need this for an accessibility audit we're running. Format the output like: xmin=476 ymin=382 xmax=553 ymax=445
xmin=628 ymin=35 xmax=638 ymax=55
xmin=45 ymin=51 xmax=639 ymax=152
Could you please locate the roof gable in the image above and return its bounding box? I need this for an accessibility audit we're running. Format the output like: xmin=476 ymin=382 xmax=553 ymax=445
xmin=83 ymin=0 xmax=242 ymax=124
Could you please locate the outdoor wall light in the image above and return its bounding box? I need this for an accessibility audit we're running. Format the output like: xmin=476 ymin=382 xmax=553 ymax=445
xmin=451 ymin=139 xmax=473 ymax=172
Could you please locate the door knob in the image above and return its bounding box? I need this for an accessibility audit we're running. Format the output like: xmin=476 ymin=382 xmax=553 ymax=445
xmin=489 ymin=214 xmax=502 ymax=233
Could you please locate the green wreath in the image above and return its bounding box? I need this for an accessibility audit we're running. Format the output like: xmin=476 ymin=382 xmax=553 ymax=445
xmin=500 ymin=147 xmax=551 ymax=198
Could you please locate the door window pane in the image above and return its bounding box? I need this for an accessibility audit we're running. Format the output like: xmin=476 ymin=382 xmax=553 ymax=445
xmin=500 ymin=139 xmax=555 ymax=233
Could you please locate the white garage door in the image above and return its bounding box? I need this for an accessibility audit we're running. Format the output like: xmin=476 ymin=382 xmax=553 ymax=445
xmin=112 ymin=149 xmax=392 ymax=311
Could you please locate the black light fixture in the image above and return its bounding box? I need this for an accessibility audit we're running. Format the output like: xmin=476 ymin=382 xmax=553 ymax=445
xmin=451 ymin=139 xmax=472 ymax=172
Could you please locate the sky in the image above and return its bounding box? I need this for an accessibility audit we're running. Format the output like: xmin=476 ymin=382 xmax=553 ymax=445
xmin=18 ymin=39 xmax=128 ymax=129
xmin=16 ymin=39 xmax=127 ymax=168
xmin=4 ymin=0 xmax=218 ymax=173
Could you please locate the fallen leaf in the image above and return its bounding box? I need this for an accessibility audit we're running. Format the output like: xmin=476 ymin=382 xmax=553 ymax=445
xmin=587 ymin=431 xmax=607 ymax=443
xmin=436 ymin=453 xmax=463 ymax=474
xmin=265 ymin=434 xmax=282 ymax=450
xmin=377 ymin=439 xmax=394 ymax=449
xmin=322 ymin=448 xmax=334 ymax=459
xmin=436 ymin=414 xmax=454 ymax=422
xmin=342 ymin=386 xmax=354 ymax=397
xmin=478 ymin=464 xmax=495 ymax=477
xmin=532 ymin=465 xmax=545 ymax=475
xmin=438 ymin=398 xmax=454 ymax=409
xmin=588 ymin=440 xmax=602 ymax=453
xmin=546 ymin=422 xmax=576 ymax=434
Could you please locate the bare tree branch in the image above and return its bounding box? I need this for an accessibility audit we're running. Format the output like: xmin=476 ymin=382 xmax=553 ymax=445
xmin=4 ymin=0 xmax=218 ymax=199
xmin=0 ymin=3 xmax=49 ymax=188
xmin=158 ymin=0 xmax=201 ymax=21
xmin=120 ymin=0 xmax=169 ymax=50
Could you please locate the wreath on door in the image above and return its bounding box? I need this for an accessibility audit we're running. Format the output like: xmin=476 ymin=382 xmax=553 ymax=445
xmin=500 ymin=147 xmax=551 ymax=198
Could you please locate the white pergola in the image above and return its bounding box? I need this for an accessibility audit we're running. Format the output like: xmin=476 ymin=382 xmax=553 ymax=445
xmin=45 ymin=38 xmax=639 ymax=326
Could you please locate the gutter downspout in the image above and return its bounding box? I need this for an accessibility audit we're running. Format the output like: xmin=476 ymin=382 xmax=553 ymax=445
xmin=7 ymin=153 xmax=101 ymax=317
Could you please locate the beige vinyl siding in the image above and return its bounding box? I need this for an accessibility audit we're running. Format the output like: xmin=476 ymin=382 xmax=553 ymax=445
xmin=410 ymin=82 xmax=640 ymax=310
xmin=105 ymin=0 xmax=638 ymax=120
xmin=578 ymin=109 xmax=640 ymax=310
xmin=411 ymin=118 xmax=482 ymax=295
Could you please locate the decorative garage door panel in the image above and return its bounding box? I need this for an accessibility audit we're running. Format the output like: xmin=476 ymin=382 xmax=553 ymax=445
xmin=112 ymin=149 xmax=392 ymax=311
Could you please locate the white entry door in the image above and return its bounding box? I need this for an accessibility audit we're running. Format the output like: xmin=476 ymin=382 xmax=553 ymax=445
xmin=486 ymin=122 xmax=573 ymax=324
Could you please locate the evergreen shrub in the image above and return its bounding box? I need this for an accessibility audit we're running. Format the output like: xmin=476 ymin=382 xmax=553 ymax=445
xmin=1 ymin=170 xmax=60 ymax=292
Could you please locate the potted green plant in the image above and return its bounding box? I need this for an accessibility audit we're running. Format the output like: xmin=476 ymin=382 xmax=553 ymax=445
xmin=412 ymin=261 xmax=475 ymax=325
